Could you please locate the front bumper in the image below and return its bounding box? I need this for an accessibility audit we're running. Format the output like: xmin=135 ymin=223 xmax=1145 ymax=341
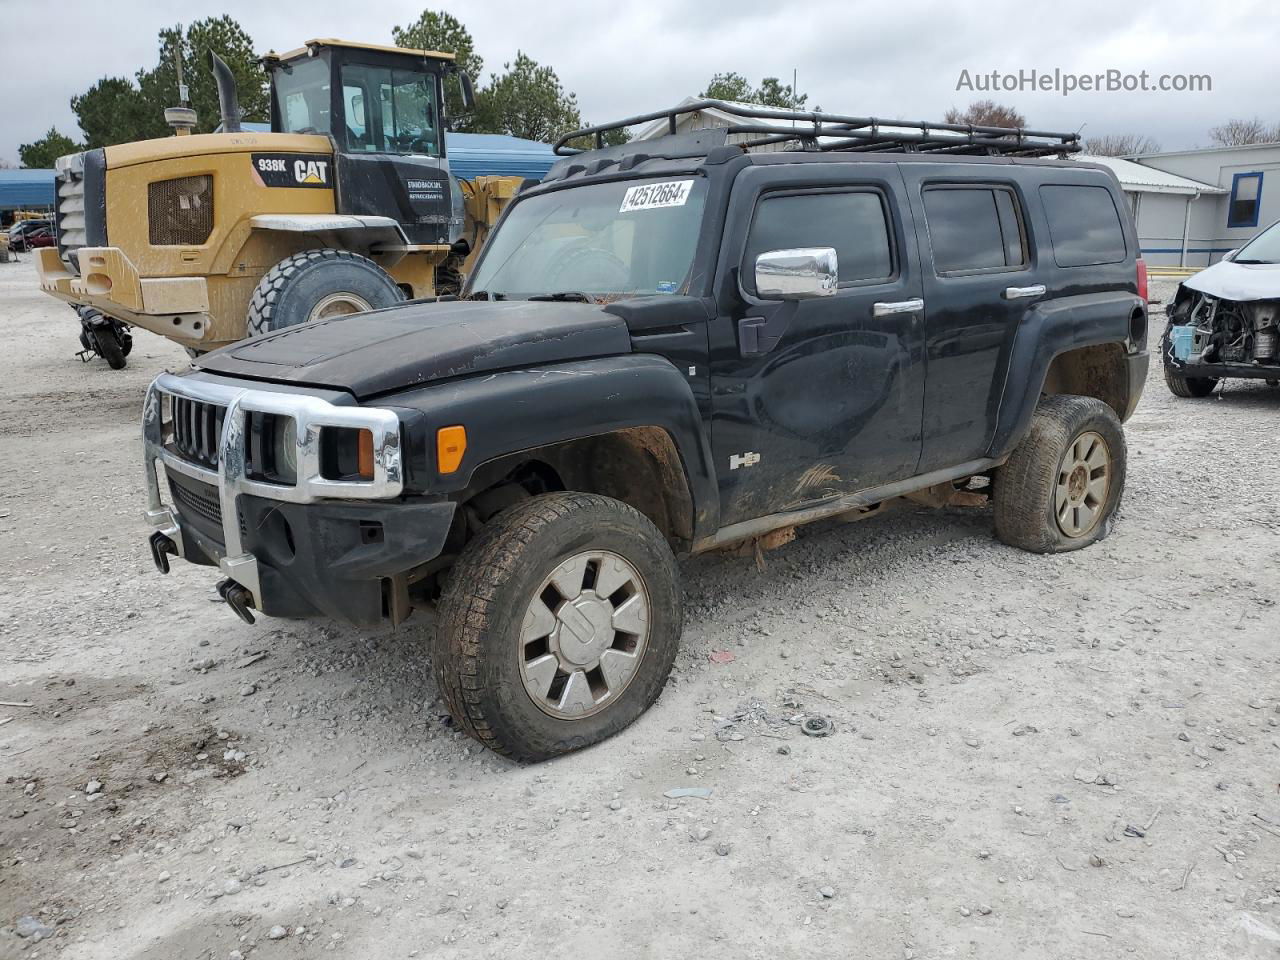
xmin=143 ymin=372 xmax=454 ymax=625
xmin=38 ymin=246 xmax=212 ymax=345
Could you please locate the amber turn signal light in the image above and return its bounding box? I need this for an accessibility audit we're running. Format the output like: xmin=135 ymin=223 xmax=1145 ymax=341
xmin=437 ymin=425 xmax=466 ymax=474
xmin=357 ymin=429 xmax=375 ymax=480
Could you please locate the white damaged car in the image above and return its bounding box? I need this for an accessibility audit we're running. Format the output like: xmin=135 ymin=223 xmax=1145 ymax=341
xmin=1163 ymin=219 xmax=1280 ymax=397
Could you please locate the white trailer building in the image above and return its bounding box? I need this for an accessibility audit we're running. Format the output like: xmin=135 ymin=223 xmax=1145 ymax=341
xmin=1127 ymin=143 xmax=1280 ymax=269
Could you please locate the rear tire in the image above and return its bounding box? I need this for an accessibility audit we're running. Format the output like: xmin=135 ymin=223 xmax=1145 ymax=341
xmin=433 ymin=493 xmax=682 ymax=762
xmin=245 ymin=249 xmax=403 ymax=337
xmin=93 ymin=325 xmax=127 ymax=370
xmin=993 ymin=395 xmax=1126 ymax=554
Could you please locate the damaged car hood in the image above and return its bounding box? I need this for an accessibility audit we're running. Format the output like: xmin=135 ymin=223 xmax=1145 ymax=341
xmin=196 ymin=299 xmax=632 ymax=399
xmin=1183 ymin=258 xmax=1280 ymax=302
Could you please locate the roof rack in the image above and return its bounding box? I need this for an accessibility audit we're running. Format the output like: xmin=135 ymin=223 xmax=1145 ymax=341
xmin=554 ymin=100 xmax=1081 ymax=158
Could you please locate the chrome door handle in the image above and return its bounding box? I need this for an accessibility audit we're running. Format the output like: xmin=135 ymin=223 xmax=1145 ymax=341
xmin=872 ymin=298 xmax=924 ymax=317
xmin=1004 ymin=284 xmax=1046 ymax=300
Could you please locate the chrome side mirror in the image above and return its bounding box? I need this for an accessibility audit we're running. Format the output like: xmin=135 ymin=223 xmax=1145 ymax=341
xmin=754 ymin=247 xmax=838 ymax=300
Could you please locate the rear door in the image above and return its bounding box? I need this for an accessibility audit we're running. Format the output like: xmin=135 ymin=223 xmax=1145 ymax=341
xmin=898 ymin=165 xmax=1040 ymax=473
xmin=708 ymin=162 xmax=927 ymax=527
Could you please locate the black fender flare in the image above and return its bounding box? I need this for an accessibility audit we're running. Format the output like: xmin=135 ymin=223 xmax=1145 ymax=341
xmin=387 ymin=354 xmax=720 ymax=541
xmin=990 ymin=291 xmax=1145 ymax=459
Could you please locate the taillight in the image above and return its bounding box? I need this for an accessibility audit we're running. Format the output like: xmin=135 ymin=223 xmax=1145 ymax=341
xmin=1136 ymin=257 xmax=1148 ymax=302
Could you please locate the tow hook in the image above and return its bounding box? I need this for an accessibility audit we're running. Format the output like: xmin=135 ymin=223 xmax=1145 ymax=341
xmin=148 ymin=531 xmax=178 ymax=574
xmin=216 ymin=579 xmax=257 ymax=625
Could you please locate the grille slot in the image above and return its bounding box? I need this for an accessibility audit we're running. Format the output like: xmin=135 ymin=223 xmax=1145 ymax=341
xmin=169 ymin=477 xmax=222 ymax=528
xmin=56 ymin=169 xmax=86 ymax=256
xmin=148 ymin=175 xmax=213 ymax=246
xmin=170 ymin=396 xmax=226 ymax=469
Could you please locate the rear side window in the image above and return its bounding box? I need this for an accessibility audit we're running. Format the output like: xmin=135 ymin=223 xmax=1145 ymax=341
xmin=1039 ymin=184 xmax=1127 ymax=266
xmin=743 ymin=191 xmax=893 ymax=289
xmin=923 ymin=185 xmax=1027 ymax=274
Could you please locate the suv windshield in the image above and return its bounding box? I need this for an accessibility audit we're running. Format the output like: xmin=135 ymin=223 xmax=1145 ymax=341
xmin=1233 ymin=220 xmax=1280 ymax=264
xmin=467 ymin=178 xmax=708 ymax=300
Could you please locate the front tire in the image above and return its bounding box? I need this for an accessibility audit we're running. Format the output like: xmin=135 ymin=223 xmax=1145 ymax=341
xmin=433 ymin=493 xmax=682 ymax=762
xmin=1163 ymin=367 xmax=1218 ymax=398
xmin=245 ymin=249 xmax=404 ymax=337
xmin=993 ymin=395 xmax=1127 ymax=553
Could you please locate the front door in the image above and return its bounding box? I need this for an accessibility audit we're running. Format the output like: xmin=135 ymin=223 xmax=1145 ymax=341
xmin=708 ymin=163 xmax=927 ymax=528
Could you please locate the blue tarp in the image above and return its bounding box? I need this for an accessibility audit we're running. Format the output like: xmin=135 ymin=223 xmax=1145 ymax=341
xmin=0 ymin=169 xmax=55 ymax=211
xmin=446 ymin=133 xmax=555 ymax=182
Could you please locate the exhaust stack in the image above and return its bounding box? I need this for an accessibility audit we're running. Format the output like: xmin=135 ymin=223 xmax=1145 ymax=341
xmin=210 ymin=51 xmax=242 ymax=133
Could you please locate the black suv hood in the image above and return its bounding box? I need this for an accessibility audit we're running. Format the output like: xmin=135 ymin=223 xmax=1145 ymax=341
xmin=196 ymin=299 xmax=632 ymax=399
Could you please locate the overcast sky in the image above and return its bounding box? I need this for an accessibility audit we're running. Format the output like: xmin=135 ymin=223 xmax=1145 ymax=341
xmin=3 ymin=0 xmax=1276 ymax=164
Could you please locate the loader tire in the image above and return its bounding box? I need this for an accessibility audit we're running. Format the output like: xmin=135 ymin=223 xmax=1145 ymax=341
xmin=245 ymin=249 xmax=403 ymax=338
xmin=993 ymin=395 xmax=1126 ymax=554
xmin=433 ymin=493 xmax=682 ymax=763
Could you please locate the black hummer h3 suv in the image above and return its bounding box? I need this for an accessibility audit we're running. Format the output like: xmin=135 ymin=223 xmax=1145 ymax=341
xmin=143 ymin=103 xmax=1149 ymax=761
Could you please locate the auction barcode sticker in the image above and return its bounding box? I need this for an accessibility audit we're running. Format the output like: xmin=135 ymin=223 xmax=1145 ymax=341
xmin=619 ymin=180 xmax=695 ymax=213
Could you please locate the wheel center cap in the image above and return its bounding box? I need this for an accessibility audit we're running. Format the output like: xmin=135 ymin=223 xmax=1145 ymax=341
xmin=1068 ymin=464 xmax=1088 ymax=502
xmin=555 ymin=594 xmax=613 ymax=667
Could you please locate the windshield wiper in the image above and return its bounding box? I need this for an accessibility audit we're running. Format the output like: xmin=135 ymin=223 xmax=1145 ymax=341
xmin=527 ymin=291 xmax=594 ymax=303
xmin=465 ymin=290 xmax=506 ymax=301
xmin=1231 ymin=258 xmax=1278 ymax=265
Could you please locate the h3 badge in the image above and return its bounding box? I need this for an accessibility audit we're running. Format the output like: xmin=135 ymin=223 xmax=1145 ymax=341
xmin=251 ymin=154 xmax=331 ymax=189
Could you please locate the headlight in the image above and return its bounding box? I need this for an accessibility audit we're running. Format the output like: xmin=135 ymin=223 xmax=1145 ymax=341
xmin=272 ymin=418 xmax=298 ymax=483
xmin=320 ymin=427 xmax=375 ymax=481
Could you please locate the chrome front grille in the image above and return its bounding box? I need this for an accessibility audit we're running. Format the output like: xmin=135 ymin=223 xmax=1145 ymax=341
xmin=171 ymin=396 xmax=227 ymax=469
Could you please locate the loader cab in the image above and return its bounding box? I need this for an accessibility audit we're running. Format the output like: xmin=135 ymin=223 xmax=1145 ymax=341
xmin=262 ymin=39 xmax=466 ymax=245
xmin=266 ymin=40 xmax=451 ymax=156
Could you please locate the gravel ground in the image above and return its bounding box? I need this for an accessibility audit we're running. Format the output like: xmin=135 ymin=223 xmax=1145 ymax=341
xmin=1 ymin=258 xmax=1278 ymax=960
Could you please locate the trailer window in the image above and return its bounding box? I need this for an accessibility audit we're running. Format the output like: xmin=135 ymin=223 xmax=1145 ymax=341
xmin=1227 ymin=172 xmax=1263 ymax=229
xmin=1039 ymin=184 xmax=1127 ymax=266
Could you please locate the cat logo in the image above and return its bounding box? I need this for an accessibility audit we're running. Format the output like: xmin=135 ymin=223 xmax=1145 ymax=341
xmin=293 ymin=159 xmax=328 ymax=184
xmin=250 ymin=153 xmax=331 ymax=189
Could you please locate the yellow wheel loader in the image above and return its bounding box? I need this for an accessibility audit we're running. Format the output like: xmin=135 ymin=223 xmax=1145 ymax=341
xmin=37 ymin=39 xmax=523 ymax=367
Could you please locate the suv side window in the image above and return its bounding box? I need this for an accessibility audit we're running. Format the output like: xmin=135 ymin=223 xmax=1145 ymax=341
xmin=923 ymin=185 xmax=1027 ymax=275
xmin=743 ymin=191 xmax=893 ymax=292
xmin=1039 ymin=184 xmax=1127 ymax=266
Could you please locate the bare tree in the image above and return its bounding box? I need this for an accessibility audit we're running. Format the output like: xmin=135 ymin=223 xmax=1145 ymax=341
xmin=1208 ymin=118 xmax=1280 ymax=147
xmin=944 ymin=100 xmax=1026 ymax=129
xmin=1082 ymin=133 xmax=1161 ymax=156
